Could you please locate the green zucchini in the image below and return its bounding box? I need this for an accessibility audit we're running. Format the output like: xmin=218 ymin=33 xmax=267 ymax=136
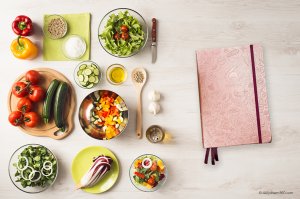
xmin=54 ymin=82 xmax=69 ymax=132
xmin=42 ymin=79 xmax=60 ymax=124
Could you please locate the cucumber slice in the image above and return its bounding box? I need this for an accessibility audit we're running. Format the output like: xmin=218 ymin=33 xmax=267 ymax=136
xmin=89 ymin=76 xmax=96 ymax=82
xmin=86 ymin=83 xmax=94 ymax=88
xmin=79 ymin=64 xmax=87 ymax=70
xmin=78 ymin=75 xmax=84 ymax=82
xmin=77 ymin=70 xmax=83 ymax=76
xmin=91 ymin=64 xmax=97 ymax=69
xmin=93 ymin=68 xmax=100 ymax=76
xmin=80 ymin=81 xmax=87 ymax=86
xmin=94 ymin=76 xmax=99 ymax=84
xmin=83 ymin=75 xmax=89 ymax=82
xmin=84 ymin=69 xmax=92 ymax=75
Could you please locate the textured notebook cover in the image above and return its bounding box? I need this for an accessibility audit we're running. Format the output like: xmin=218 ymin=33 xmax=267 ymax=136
xmin=196 ymin=44 xmax=271 ymax=148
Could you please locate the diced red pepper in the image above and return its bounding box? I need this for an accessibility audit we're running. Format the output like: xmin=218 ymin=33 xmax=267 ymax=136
xmin=101 ymin=111 xmax=109 ymax=118
xmin=110 ymin=106 xmax=119 ymax=116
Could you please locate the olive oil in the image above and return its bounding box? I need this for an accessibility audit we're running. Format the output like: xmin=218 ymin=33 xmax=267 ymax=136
xmin=106 ymin=64 xmax=127 ymax=85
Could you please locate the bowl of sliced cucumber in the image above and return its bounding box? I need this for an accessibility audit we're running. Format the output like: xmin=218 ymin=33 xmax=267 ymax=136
xmin=74 ymin=61 xmax=102 ymax=89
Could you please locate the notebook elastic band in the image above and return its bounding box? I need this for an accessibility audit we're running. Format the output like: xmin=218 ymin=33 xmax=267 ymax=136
xmin=250 ymin=44 xmax=262 ymax=144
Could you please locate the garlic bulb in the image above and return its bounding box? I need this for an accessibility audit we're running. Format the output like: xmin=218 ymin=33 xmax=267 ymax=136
xmin=148 ymin=90 xmax=161 ymax=101
xmin=148 ymin=102 xmax=161 ymax=115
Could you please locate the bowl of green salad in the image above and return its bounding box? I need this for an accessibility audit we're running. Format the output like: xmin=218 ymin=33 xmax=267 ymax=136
xmin=8 ymin=144 xmax=58 ymax=193
xmin=98 ymin=8 xmax=148 ymax=58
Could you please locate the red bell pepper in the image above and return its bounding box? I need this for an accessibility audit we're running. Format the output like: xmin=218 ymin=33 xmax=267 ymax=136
xmin=12 ymin=15 xmax=33 ymax=36
xmin=134 ymin=172 xmax=145 ymax=179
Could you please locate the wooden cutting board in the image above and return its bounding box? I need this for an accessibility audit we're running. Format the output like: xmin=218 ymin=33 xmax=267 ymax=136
xmin=7 ymin=68 xmax=76 ymax=140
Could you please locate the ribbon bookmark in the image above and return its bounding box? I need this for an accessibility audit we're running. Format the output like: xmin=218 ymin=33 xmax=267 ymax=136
xmin=204 ymin=147 xmax=219 ymax=165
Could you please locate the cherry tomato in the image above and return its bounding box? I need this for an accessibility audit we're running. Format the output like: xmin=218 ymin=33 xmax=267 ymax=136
xmin=25 ymin=70 xmax=40 ymax=85
xmin=8 ymin=111 xmax=23 ymax=126
xmin=29 ymin=85 xmax=45 ymax=102
xmin=147 ymin=177 xmax=155 ymax=185
xmin=23 ymin=112 xmax=39 ymax=128
xmin=120 ymin=25 xmax=128 ymax=32
xmin=150 ymin=162 xmax=157 ymax=171
xmin=12 ymin=81 xmax=29 ymax=98
xmin=114 ymin=32 xmax=120 ymax=40
xmin=17 ymin=97 xmax=32 ymax=113
xmin=121 ymin=32 xmax=129 ymax=40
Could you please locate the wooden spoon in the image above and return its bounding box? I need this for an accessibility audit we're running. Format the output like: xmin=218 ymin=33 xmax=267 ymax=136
xmin=131 ymin=68 xmax=147 ymax=139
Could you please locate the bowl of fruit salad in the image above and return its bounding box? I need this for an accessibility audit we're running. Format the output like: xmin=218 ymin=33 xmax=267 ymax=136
xmin=78 ymin=90 xmax=129 ymax=140
xmin=98 ymin=8 xmax=148 ymax=58
xmin=129 ymin=154 xmax=167 ymax=192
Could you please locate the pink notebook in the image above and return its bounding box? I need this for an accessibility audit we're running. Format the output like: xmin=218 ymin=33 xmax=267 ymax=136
xmin=196 ymin=44 xmax=271 ymax=164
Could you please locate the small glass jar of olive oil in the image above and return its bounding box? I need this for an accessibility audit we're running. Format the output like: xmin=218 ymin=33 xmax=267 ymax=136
xmin=106 ymin=64 xmax=127 ymax=85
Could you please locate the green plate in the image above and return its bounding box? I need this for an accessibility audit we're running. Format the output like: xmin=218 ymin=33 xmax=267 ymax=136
xmin=71 ymin=146 xmax=119 ymax=193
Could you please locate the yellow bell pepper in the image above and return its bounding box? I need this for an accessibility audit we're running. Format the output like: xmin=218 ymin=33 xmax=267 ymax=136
xmin=10 ymin=36 xmax=38 ymax=59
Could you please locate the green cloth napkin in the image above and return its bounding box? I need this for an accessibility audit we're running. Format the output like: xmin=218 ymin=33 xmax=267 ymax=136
xmin=43 ymin=13 xmax=91 ymax=61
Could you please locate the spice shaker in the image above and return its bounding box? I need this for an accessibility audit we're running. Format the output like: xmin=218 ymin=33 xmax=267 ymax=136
xmin=146 ymin=125 xmax=165 ymax=143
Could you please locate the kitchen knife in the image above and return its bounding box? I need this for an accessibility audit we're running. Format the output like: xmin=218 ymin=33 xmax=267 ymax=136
xmin=151 ymin=18 xmax=157 ymax=63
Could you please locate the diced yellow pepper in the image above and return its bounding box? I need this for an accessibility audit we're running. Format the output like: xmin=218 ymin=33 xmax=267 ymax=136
xmin=157 ymin=159 xmax=165 ymax=170
xmin=134 ymin=159 xmax=142 ymax=168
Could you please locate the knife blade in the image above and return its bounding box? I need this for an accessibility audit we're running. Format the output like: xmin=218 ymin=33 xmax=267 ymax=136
xmin=151 ymin=18 xmax=157 ymax=63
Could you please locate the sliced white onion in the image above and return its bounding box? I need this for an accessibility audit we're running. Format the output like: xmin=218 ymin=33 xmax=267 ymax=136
xmin=16 ymin=156 xmax=29 ymax=171
xmin=20 ymin=166 xmax=35 ymax=181
xmin=43 ymin=161 xmax=53 ymax=170
xmin=41 ymin=167 xmax=53 ymax=177
xmin=29 ymin=170 xmax=41 ymax=182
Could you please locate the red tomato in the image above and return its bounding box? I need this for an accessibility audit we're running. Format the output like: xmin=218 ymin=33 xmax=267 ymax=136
xmin=12 ymin=81 xmax=29 ymax=98
xmin=147 ymin=177 xmax=155 ymax=185
xmin=150 ymin=162 xmax=157 ymax=171
xmin=23 ymin=112 xmax=39 ymax=128
xmin=17 ymin=98 xmax=32 ymax=113
xmin=121 ymin=32 xmax=129 ymax=40
xmin=114 ymin=32 xmax=120 ymax=40
xmin=29 ymin=85 xmax=45 ymax=102
xmin=25 ymin=70 xmax=40 ymax=85
xmin=120 ymin=25 xmax=128 ymax=32
xmin=8 ymin=111 xmax=23 ymax=126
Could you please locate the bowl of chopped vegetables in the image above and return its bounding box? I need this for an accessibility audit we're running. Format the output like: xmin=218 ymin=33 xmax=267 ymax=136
xmin=74 ymin=61 xmax=102 ymax=89
xmin=78 ymin=90 xmax=129 ymax=140
xmin=8 ymin=144 xmax=58 ymax=193
xmin=98 ymin=8 xmax=148 ymax=58
xmin=129 ymin=154 xmax=167 ymax=192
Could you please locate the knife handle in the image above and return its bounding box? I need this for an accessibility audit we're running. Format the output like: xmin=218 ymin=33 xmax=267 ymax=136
xmin=152 ymin=18 xmax=156 ymax=42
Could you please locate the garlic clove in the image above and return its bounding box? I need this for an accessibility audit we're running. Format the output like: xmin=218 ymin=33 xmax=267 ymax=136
xmin=148 ymin=102 xmax=161 ymax=115
xmin=148 ymin=90 xmax=161 ymax=102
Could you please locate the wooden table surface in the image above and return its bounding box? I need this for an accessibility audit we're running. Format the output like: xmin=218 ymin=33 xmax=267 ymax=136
xmin=0 ymin=0 xmax=299 ymax=198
